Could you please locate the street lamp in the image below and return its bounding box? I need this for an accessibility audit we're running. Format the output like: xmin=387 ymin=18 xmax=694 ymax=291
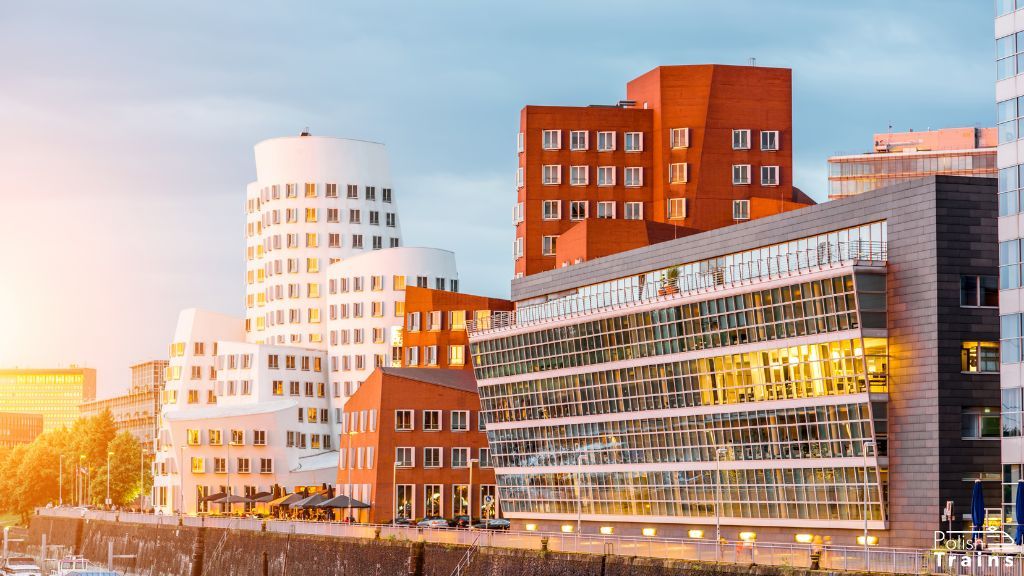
xmin=106 ymin=451 xmax=113 ymax=508
xmin=392 ymin=460 xmax=399 ymax=526
xmin=468 ymin=458 xmax=479 ymax=524
xmin=715 ymin=447 xmax=728 ymax=561
xmin=862 ymin=440 xmax=876 ymax=559
xmin=78 ymin=455 xmax=85 ymax=507
xmin=59 ymin=455 xmax=64 ymax=507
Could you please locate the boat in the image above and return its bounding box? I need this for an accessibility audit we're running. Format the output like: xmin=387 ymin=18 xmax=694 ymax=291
xmin=1 ymin=555 xmax=43 ymax=576
xmin=47 ymin=556 xmax=91 ymax=576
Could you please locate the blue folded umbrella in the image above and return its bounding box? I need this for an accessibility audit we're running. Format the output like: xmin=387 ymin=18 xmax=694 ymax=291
xmin=1015 ymin=480 xmax=1024 ymax=545
xmin=971 ymin=480 xmax=986 ymax=543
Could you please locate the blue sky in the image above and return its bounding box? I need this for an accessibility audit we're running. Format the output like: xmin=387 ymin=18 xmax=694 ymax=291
xmin=0 ymin=1 xmax=994 ymax=396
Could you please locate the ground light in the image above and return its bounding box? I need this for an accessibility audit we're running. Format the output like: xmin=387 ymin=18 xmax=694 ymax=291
xmin=739 ymin=532 xmax=757 ymax=542
xmin=688 ymin=529 xmax=705 ymax=539
xmin=599 ymin=526 xmax=614 ymax=535
xmin=642 ymin=527 xmax=657 ymax=537
xmin=525 ymin=524 xmax=537 ymax=532
xmin=857 ymin=535 xmax=878 ymax=546
xmin=560 ymin=524 xmax=574 ymax=533
xmin=795 ymin=533 xmax=814 ymax=544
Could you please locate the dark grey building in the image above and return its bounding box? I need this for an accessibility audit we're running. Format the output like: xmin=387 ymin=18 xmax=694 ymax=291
xmin=470 ymin=176 xmax=999 ymax=548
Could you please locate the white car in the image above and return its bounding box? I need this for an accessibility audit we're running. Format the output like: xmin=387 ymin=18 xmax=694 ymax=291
xmin=416 ymin=517 xmax=450 ymax=528
xmin=1 ymin=556 xmax=43 ymax=576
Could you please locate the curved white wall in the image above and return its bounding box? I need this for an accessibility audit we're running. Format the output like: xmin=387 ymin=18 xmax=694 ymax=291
xmin=325 ymin=247 xmax=458 ymax=402
xmin=246 ymin=135 xmax=403 ymax=349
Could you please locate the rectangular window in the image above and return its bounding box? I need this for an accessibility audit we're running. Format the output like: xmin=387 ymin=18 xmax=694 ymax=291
xmin=624 ymin=167 xmax=643 ymax=187
xmin=732 ymin=129 xmax=751 ymax=150
xmin=998 ymin=33 xmax=1021 ymax=80
xmin=542 ymin=200 xmax=561 ymax=220
xmin=425 ymin=484 xmax=443 ymax=517
xmin=569 ymin=130 xmax=588 ymax=151
xmin=1003 ymin=314 xmax=1022 ymax=365
xmin=597 ymin=166 xmax=615 ymax=186
xmin=542 ymin=165 xmax=561 ymax=185
xmin=624 ymin=202 xmax=643 ymax=220
xmin=253 ymin=430 xmax=266 ymax=446
xmin=424 ymin=447 xmax=442 ymax=468
xmin=596 ymin=201 xmax=615 ymax=219
xmin=237 ymin=457 xmax=251 ymax=474
xmin=667 ymin=198 xmax=687 ymax=220
xmin=761 ymin=130 xmax=780 ymax=151
xmin=396 ymin=484 xmax=414 ymax=518
xmin=383 ymin=188 xmax=393 ymax=203
xmin=451 ymin=448 xmax=469 ymax=469
xmin=670 ymin=127 xmax=690 ymax=149
xmin=962 ymin=341 xmax=1000 ymax=373
xmin=624 ymin=132 xmax=643 ymax=152
xmin=448 ymin=345 xmax=465 ymax=366
xmin=669 ymin=163 xmax=688 ymax=184
xmin=732 ymin=164 xmax=751 ymax=185
xmin=761 ymin=165 xmax=780 ymax=186
xmin=513 ymin=237 xmax=523 ymax=259
xmin=542 ymin=129 xmax=561 ymax=150
xmin=570 ymin=200 xmax=588 ymax=221
xmin=365 ymin=186 xmax=376 ymax=200
xmin=961 ymin=408 xmax=1001 ymax=439
xmin=325 ymin=183 xmax=337 ymax=198
xmin=395 ymin=447 xmax=414 ymax=468
xmin=1001 ymin=239 xmax=1022 ymax=289
xmin=515 ymin=167 xmax=524 ymax=188
xmin=479 ymin=448 xmax=491 ymax=468
xmin=259 ymin=458 xmax=273 ymax=474
xmin=395 ymin=409 xmax=414 ymax=431
xmin=999 ymin=97 xmax=1021 ymax=144
xmin=516 ymin=131 xmax=524 ymax=152
xmin=597 ymin=131 xmax=615 ymax=152
xmin=569 ymin=165 xmax=588 ymax=186
xmin=347 ymin=184 xmax=358 ymax=199
xmin=542 ymin=235 xmax=557 ymax=256
xmin=732 ymin=199 xmax=750 ymax=221
xmin=998 ymin=0 xmax=1017 ymax=17
xmin=451 ymin=410 xmax=469 ymax=431
xmin=961 ymin=275 xmax=999 ymax=307
xmin=423 ymin=410 xmax=441 ymax=431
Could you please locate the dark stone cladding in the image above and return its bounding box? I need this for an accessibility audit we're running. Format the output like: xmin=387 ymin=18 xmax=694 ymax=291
xmin=510 ymin=175 xmax=1000 ymax=548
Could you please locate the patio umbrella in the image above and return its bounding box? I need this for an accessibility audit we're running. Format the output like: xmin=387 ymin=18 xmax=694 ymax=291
xmin=208 ymin=494 xmax=253 ymax=504
xmin=252 ymin=492 xmax=274 ymax=503
xmin=971 ymin=479 xmax=986 ymax=542
xmin=1016 ymin=480 xmax=1024 ymax=545
xmin=201 ymin=491 xmax=227 ymax=503
xmin=315 ymin=495 xmax=370 ymax=509
xmin=292 ymin=493 xmax=327 ymax=509
xmin=267 ymin=493 xmax=304 ymax=508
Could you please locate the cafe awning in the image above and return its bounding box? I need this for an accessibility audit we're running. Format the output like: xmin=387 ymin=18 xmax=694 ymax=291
xmin=315 ymin=495 xmax=370 ymax=509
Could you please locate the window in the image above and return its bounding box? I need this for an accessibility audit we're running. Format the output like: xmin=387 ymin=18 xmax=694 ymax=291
xmin=325 ymin=183 xmax=338 ymax=198
xmin=999 ymin=96 xmax=1022 ymax=144
xmin=516 ymin=132 xmax=524 ymax=152
xmin=369 ymin=211 xmax=380 ymax=225
xmin=624 ymin=167 xmax=643 ymax=187
xmin=624 ymin=202 xmax=643 ymax=220
xmin=259 ymin=458 xmax=273 ymax=474
xmin=597 ymin=202 xmax=615 ymax=219
xmin=542 ymin=235 xmax=557 ymax=256
xmin=214 ymin=458 xmax=227 ymax=474
xmin=395 ymin=409 xmax=414 ymax=431
xmin=761 ymin=130 xmax=780 ymax=151
xmin=1001 ymin=239 xmax=1023 ymax=289
xmin=396 ymin=485 xmax=414 ymax=517
xmin=427 ymin=310 xmax=442 ymax=331
xmin=423 ymin=410 xmax=441 ymax=431
xmin=624 ymin=132 xmax=643 ymax=152
xmin=542 ymin=165 xmax=561 ymax=185
xmin=569 ymin=165 xmax=588 ymax=186
xmin=346 ymin=184 xmax=358 ymax=199
xmin=352 ymin=235 xmax=363 ymax=249
xmin=667 ymin=198 xmax=687 ymax=220
xmin=597 ymin=166 xmax=615 ymax=186
xmin=187 ymin=429 xmax=201 ymax=446
xmin=383 ymin=188 xmax=393 ymax=203
xmin=512 ymin=202 xmax=524 ymax=225
xmin=732 ymin=165 xmax=751 ymax=185
xmin=395 ymin=447 xmax=414 ymax=467
xmin=451 ymin=410 xmax=469 ymax=431
xmin=424 ymin=447 xmax=442 ymax=468
xmin=761 ymin=165 xmax=780 ymax=186
xmin=448 ymin=345 xmax=465 ymax=366
xmin=962 ymin=408 xmax=1000 ymax=439
xmin=372 ymin=236 xmax=382 ymax=250
xmin=597 ymin=131 xmax=615 ymax=151
xmin=542 ymin=129 xmax=561 ymax=150
xmin=515 ymin=167 xmax=523 ymax=188
xmin=732 ymin=200 xmax=750 ymax=221
xmin=669 ymin=163 xmax=688 ymax=184
xmin=408 ymin=312 xmax=421 ymax=332
xmin=998 ymin=0 xmax=1018 ymax=17
xmin=425 ymin=484 xmax=443 ymax=516
xmin=253 ymin=430 xmax=267 ymax=446
xmin=393 ymin=275 xmax=406 ymax=290
xmin=451 ymin=447 xmax=469 ymax=468
xmin=191 ymin=457 xmax=205 ymax=474
xmin=479 ymin=448 xmax=491 ymax=468
xmin=386 ymin=213 xmax=396 ymax=227
xmin=542 ymin=200 xmax=561 ymax=220
xmin=998 ymin=32 xmax=1024 ymax=80
xmin=732 ymin=129 xmax=751 ymax=150
xmin=425 ymin=345 xmax=438 ymax=366
xmin=231 ymin=429 xmax=244 ymax=445
xmin=1003 ymin=314 xmax=1023 ymax=364
xmin=962 ymin=341 xmax=1000 ymax=373
xmin=570 ymin=200 xmax=588 ymax=221
xmin=670 ymin=127 xmax=690 ymax=149
xmin=207 ymin=429 xmax=222 ymax=446
xmin=450 ymin=310 xmax=467 ymax=330
xmin=1004 ymin=388 xmax=1022 ymax=437
xmin=1001 ymin=165 xmax=1023 ymax=216
xmin=513 ymin=237 xmax=523 ymax=259
xmin=365 ymin=186 xmax=376 ymax=201
xmin=237 ymin=458 xmax=251 ymax=474
xmin=961 ymin=275 xmax=999 ymax=307
xmin=569 ymin=130 xmax=588 ymax=151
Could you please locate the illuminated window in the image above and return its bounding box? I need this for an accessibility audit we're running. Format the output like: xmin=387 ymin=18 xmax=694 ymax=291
xmin=191 ymin=457 xmax=205 ymax=474
xmin=449 ymin=345 xmax=465 ymax=366
xmin=187 ymin=429 xmax=201 ymax=446
xmin=962 ymin=341 xmax=999 ymax=373
xmin=450 ymin=310 xmax=467 ymax=331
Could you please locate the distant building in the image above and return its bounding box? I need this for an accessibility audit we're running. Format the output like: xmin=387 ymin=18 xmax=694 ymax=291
xmin=338 ymin=367 xmax=497 ymax=523
xmin=0 ymin=367 xmax=96 ymax=432
xmin=400 ymin=287 xmax=513 ymax=370
xmin=0 ymin=412 xmax=44 ymax=447
xmin=515 ymin=64 xmax=816 ymax=278
xmin=827 ymin=127 xmax=996 ymax=199
xmin=80 ymin=360 xmax=167 ymax=451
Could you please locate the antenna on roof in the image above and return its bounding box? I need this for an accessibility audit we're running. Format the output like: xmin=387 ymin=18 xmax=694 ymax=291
xmin=300 ymin=127 xmax=311 ymax=137
xmin=748 ymin=57 xmax=757 ymax=67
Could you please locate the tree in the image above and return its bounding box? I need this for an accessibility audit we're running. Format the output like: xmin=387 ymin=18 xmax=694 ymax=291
xmin=90 ymin=432 xmax=148 ymax=506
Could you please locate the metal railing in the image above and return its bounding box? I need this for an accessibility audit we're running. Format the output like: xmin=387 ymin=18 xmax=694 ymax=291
xmin=35 ymin=507 xmax=985 ymax=574
xmin=469 ymin=240 xmax=888 ymax=335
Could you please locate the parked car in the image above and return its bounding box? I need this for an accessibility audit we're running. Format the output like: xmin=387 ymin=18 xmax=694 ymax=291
xmin=0 ymin=556 xmax=42 ymax=576
xmin=452 ymin=515 xmax=474 ymax=528
xmin=417 ymin=517 xmax=450 ymax=528
xmin=386 ymin=517 xmax=416 ymax=526
xmin=472 ymin=518 xmax=511 ymax=530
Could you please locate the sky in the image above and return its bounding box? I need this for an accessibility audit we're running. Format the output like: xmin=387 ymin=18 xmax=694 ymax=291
xmin=0 ymin=1 xmax=994 ymax=398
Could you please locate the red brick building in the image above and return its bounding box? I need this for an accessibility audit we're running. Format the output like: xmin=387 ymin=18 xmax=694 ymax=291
xmin=336 ymin=368 xmax=496 ymax=523
xmin=400 ymin=288 xmax=512 ymax=370
xmin=515 ymin=64 xmax=816 ymax=276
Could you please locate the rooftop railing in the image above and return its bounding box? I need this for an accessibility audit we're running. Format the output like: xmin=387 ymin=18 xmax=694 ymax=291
xmin=469 ymin=240 xmax=887 ymax=336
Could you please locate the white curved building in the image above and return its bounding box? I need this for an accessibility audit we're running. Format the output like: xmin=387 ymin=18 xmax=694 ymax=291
xmin=246 ymin=134 xmax=402 ymax=348
xmin=326 ymin=246 xmax=458 ymax=400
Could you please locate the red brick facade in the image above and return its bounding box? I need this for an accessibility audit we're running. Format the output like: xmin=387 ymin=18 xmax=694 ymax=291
xmin=400 ymin=288 xmax=513 ymax=370
xmin=515 ymin=64 xmax=815 ymax=276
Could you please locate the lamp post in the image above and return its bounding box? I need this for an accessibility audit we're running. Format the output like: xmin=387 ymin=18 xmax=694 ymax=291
xmin=715 ymin=447 xmax=728 ymax=561
xmin=392 ymin=460 xmax=399 ymax=526
xmin=78 ymin=455 xmax=85 ymax=507
xmin=862 ymin=439 xmax=876 ymax=559
xmin=106 ymin=451 xmax=113 ymax=508
xmin=179 ymin=445 xmax=185 ymax=516
xmin=576 ymin=453 xmax=586 ymax=538
xmin=468 ymin=458 xmax=478 ymax=525
xmin=59 ymin=455 xmax=64 ymax=507
xmin=346 ymin=430 xmax=357 ymax=523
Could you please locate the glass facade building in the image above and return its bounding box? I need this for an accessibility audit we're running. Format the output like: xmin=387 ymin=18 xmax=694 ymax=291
xmin=0 ymin=367 xmax=96 ymax=432
xmin=472 ymin=176 xmax=999 ymax=548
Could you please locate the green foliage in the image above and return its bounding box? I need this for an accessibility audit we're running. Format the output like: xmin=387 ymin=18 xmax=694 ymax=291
xmin=0 ymin=411 xmax=148 ymax=517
